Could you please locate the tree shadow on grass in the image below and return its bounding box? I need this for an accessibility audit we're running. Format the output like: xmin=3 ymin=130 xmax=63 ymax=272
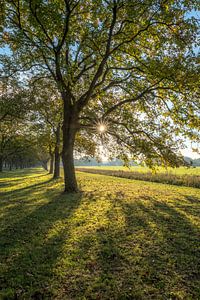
xmin=0 ymin=176 xmax=200 ymax=300
xmin=136 ymin=199 xmax=199 ymax=290
xmin=0 ymin=177 xmax=85 ymax=299
xmin=0 ymin=174 xmax=47 ymax=185
xmin=0 ymin=168 xmax=46 ymax=179
xmin=184 ymin=195 xmax=200 ymax=204
xmin=54 ymin=192 xmax=200 ymax=300
xmin=0 ymin=177 xmax=54 ymax=197
xmin=0 ymin=178 xmax=56 ymax=222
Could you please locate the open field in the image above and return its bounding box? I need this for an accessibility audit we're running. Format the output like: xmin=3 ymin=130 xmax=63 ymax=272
xmin=76 ymin=166 xmax=200 ymax=188
xmin=76 ymin=165 xmax=200 ymax=175
xmin=0 ymin=168 xmax=200 ymax=299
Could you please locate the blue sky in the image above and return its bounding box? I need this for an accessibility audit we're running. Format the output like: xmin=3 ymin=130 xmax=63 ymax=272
xmin=0 ymin=45 xmax=10 ymax=55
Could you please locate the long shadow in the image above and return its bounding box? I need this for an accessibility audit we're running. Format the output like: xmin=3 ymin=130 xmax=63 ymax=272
xmin=56 ymin=193 xmax=200 ymax=299
xmin=0 ymin=175 xmax=48 ymax=193
xmin=1 ymin=173 xmax=200 ymax=299
xmin=184 ymin=195 xmax=200 ymax=204
xmin=0 ymin=178 xmax=54 ymax=197
xmin=0 ymin=179 xmax=55 ymax=221
xmin=100 ymin=195 xmax=200 ymax=299
xmin=0 ymin=174 xmax=47 ymax=184
xmin=0 ymin=168 xmax=46 ymax=179
xmin=0 ymin=180 xmax=83 ymax=299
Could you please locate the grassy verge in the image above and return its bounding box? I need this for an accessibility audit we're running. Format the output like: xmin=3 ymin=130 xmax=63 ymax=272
xmin=76 ymin=167 xmax=200 ymax=188
xmin=0 ymin=168 xmax=200 ymax=299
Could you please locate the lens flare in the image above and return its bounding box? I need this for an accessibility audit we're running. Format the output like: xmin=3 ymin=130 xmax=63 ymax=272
xmin=98 ymin=123 xmax=107 ymax=133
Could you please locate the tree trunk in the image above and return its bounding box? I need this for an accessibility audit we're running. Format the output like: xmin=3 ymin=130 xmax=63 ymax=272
xmin=49 ymin=153 xmax=54 ymax=174
xmin=41 ymin=160 xmax=48 ymax=171
xmin=53 ymin=125 xmax=61 ymax=179
xmin=62 ymin=102 xmax=79 ymax=193
xmin=0 ymin=156 xmax=3 ymax=172
xmin=62 ymin=141 xmax=77 ymax=192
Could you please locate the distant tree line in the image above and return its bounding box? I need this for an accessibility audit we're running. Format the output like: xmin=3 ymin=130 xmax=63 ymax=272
xmin=184 ymin=157 xmax=200 ymax=167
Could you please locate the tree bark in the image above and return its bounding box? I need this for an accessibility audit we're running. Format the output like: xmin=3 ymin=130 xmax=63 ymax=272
xmin=41 ymin=160 xmax=48 ymax=171
xmin=49 ymin=153 xmax=54 ymax=174
xmin=62 ymin=101 xmax=79 ymax=192
xmin=0 ymin=156 xmax=3 ymax=172
xmin=62 ymin=141 xmax=77 ymax=192
xmin=53 ymin=125 xmax=61 ymax=179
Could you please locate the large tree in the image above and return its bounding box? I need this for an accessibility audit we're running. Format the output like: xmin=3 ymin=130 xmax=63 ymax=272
xmin=30 ymin=77 xmax=99 ymax=178
xmin=1 ymin=0 xmax=199 ymax=192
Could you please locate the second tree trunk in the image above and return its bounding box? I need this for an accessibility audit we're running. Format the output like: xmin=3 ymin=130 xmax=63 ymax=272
xmin=53 ymin=125 xmax=60 ymax=179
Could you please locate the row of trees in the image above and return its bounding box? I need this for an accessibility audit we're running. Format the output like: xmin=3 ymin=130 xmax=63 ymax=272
xmin=0 ymin=0 xmax=199 ymax=192
xmin=0 ymin=80 xmax=36 ymax=171
xmin=0 ymin=77 xmax=97 ymax=177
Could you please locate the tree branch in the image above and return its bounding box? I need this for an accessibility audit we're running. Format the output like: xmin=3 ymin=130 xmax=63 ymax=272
xmin=102 ymin=79 xmax=164 ymax=118
xmin=77 ymin=1 xmax=118 ymax=110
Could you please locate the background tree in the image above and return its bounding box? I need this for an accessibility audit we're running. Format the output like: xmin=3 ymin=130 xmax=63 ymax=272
xmin=30 ymin=78 xmax=63 ymax=178
xmin=0 ymin=79 xmax=38 ymax=171
xmin=2 ymin=0 xmax=199 ymax=192
xmin=0 ymin=119 xmax=39 ymax=171
xmin=0 ymin=78 xmax=30 ymax=122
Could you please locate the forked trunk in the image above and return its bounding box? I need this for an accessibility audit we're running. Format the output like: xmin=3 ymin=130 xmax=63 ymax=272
xmin=53 ymin=125 xmax=61 ymax=179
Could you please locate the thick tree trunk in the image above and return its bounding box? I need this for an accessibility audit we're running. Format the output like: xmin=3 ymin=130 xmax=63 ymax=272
xmin=62 ymin=101 xmax=79 ymax=193
xmin=53 ymin=125 xmax=61 ymax=179
xmin=62 ymin=141 xmax=77 ymax=192
xmin=49 ymin=153 xmax=54 ymax=174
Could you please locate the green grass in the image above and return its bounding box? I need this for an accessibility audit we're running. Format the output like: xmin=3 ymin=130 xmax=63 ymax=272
xmin=76 ymin=167 xmax=200 ymax=188
xmin=77 ymin=165 xmax=200 ymax=175
xmin=0 ymin=168 xmax=200 ymax=299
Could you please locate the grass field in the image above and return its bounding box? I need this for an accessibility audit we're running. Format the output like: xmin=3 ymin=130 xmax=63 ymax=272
xmin=77 ymin=165 xmax=200 ymax=175
xmin=0 ymin=168 xmax=200 ymax=299
xmin=76 ymin=166 xmax=200 ymax=188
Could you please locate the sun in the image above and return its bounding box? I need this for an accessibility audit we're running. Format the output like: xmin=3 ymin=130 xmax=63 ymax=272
xmin=94 ymin=119 xmax=109 ymax=135
xmin=98 ymin=123 xmax=107 ymax=133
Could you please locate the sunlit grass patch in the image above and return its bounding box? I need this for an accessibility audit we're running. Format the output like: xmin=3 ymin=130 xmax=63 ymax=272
xmin=77 ymin=166 xmax=200 ymax=188
xmin=0 ymin=168 xmax=199 ymax=299
xmin=78 ymin=165 xmax=200 ymax=175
